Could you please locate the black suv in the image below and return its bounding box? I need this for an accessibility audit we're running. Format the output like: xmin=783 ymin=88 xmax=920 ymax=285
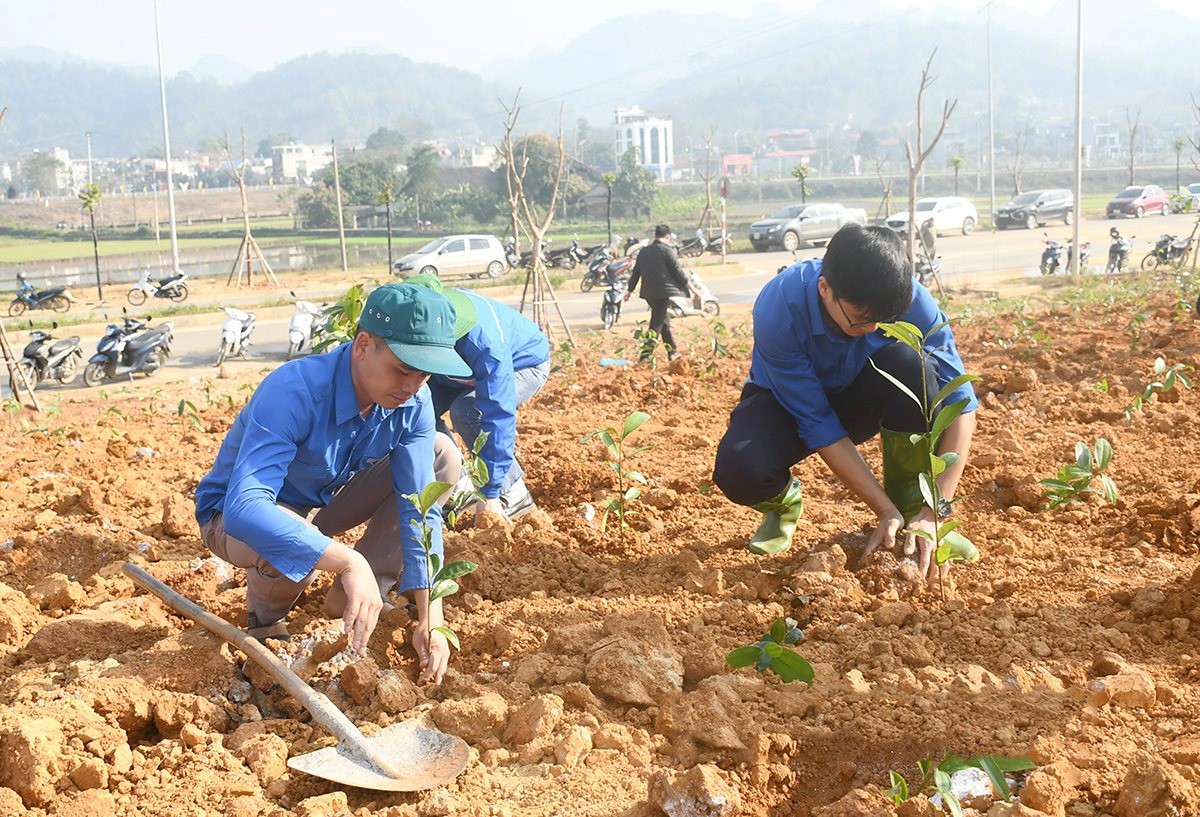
xmin=994 ymin=189 xmax=1074 ymax=230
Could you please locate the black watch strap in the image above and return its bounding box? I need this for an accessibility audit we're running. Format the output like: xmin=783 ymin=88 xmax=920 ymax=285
xmin=936 ymin=497 xmax=954 ymax=519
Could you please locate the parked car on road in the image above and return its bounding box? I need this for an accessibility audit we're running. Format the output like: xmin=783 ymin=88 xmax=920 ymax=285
xmin=748 ymin=202 xmax=868 ymax=251
xmin=393 ymin=234 xmax=507 ymax=280
xmin=994 ymin=189 xmax=1075 ymax=230
xmin=1106 ymin=184 xmax=1170 ymax=219
xmin=885 ymin=196 xmax=978 ymax=236
xmin=1171 ymin=182 xmax=1200 ymax=214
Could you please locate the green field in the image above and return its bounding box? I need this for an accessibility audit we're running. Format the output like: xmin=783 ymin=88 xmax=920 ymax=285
xmin=0 ymin=236 xmax=243 ymax=264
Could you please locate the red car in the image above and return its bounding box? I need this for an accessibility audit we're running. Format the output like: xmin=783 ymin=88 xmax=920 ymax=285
xmin=1106 ymin=184 xmax=1170 ymax=218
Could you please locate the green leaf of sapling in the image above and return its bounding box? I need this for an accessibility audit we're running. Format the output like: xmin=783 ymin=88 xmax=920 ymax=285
xmin=769 ymin=649 xmax=815 ymax=684
xmin=977 ymin=755 xmax=1013 ymax=801
xmin=433 ymin=625 xmax=461 ymax=651
xmin=769 ymin=618 xmax=788 ymax=644
xmin=1100 ymin=474 xmax=1119 ymax=503
xmin=429 ymin=578 xmax=460 ymax=603
xmin=1074 ymin=442 xmax=1092 ymax=471
xmin=932 ymin=378 xmax=980 ymax=413
xmin=876 ymin=321 xmax=925 ymax=351
xmin=762 ymin=641 xmax=783 ymax=658
xmin=622 ymin=411 xmax=651 ymax=439
xmin=724 ymin=646 xmax=762 ymax=668
xmin=942 ymin=530 xmax=980 ymax=562
xmin=869 ymin=359 xmax=924 ymax=410
xmin=438 ymin=560 xmax=479 ymax=581
xmin=918 ymin=472 xmax=936 ymax=510
xmin=1094 ymin=438 xmax=1114 ymax=471
xmin=416 ymin=481 xmax=454 ymax=515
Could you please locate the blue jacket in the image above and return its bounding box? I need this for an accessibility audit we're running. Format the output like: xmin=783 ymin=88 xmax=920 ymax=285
xmin=428 ymin=290 xmax=549 ymax=498
xmin=194 ymin=343 xmax=442 ymax=592
xmin=750 ymin=259 xmax=977 ymax=451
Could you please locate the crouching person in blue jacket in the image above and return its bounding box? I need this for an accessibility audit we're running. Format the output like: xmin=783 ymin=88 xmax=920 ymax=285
xmin=407 ymin=274 xmax=551 ymax=523
xmin=712 ymin=225 xmax=977 ymax=580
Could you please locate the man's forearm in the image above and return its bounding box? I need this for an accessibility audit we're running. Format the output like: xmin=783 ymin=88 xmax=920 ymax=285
xmin=406 ymin=588 xmax=445 ymax=629
xmin=817 ymin=437 xmax=894 ymax=517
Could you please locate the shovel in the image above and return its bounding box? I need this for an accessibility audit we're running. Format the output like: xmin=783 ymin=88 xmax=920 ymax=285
xmin=122 ymin=562 xmax=470 ymax=791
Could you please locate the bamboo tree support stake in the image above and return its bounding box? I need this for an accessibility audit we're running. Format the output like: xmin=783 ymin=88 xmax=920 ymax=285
xmin=224 ymin=129 xmax=278 ymax=288
xmin=332 ymin=140 xmax=348 ymax=273
xmin=0 ymin=323 xmax=40 ymax=412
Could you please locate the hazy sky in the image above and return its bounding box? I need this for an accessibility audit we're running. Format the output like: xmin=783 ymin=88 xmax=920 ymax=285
xmin=5 ymin=0 xmax=1196 ymax=75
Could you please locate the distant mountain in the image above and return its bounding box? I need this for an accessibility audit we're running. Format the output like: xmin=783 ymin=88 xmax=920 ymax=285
xmin=185 ymin=53 xmax=257 ymax=86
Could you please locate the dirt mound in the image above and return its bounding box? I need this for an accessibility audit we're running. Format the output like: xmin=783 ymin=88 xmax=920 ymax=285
xmin=1 ymin=290 xmax=1200 ymax=815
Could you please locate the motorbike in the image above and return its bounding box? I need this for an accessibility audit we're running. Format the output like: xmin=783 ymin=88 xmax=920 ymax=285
xmin=580 ymin=247 xmax=614 ymax=292
xmin=545 ymin=239 xmax=582 ymax=270
xmin=704 ymin=231 xmax=732 ymax=255
xmin=286 ymin=294 xmax=323 ymax=360
xmin=1067 ymin=239 xmax=1091 ymax=272
xmin=1105 ymin=229 xmax=1134 ymax=274
xmin=667 ymin=270 xmax=721 ymax=318
xmin=677 ymin=229 xmax=708 ymax=258
xmin=217 ymin=306 xmax=256 ymax=365
xmin=82 ymin=316 xmax=173 ymax=387
xmin=8 ymin=274 xmax=73 ymax=316
xmin=127 ymin=267 xmax=189 ymax=305
xmin=1039 ymin=235 xmax=1065 ymax=275
xmin=1141 ymin=233 xmax=1195 ymax=271
xmin=504 ymin=237 xmax=548 ymax=270
xmin=10 ymin=325 xmax=83 ymax=393
xmin=914 ymin=249 xmax=942 ymax=287
xmin=600 ymin=273 xmax=626 ymax=330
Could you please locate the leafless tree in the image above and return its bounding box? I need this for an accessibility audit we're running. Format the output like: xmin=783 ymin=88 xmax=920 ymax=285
xmin=223 ymin=128 xmax=278 ymax=287
xmin=694 ymin=128 xmax=719 ymax=236
xmin=1125 ymin=106 xmax=1142 ymax=186
xmin=904 ymin=50 xmax=957 ymax=283
xmin=1005 ymin=125 xmax=1030 ymax=197
xmin=873 ymin=157 xmax=895 ymax=220
xmin=498 ymin=91 xmax=573 ymax=346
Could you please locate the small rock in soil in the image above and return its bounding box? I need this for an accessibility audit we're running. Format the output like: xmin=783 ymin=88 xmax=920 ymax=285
xmin=339 ymin=655 xmax=380 ymax=705
xmin=649 ymin=764 xmax=741 ymax=817
xmin=1113 ymin=753 xmax=1195 ymax=817
xmin=430 ymin=692 xmax=508 ymax=744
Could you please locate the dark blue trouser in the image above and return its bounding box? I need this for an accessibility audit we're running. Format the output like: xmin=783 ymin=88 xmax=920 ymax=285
xmin=712 ymin=343 xmax=936 ymax=507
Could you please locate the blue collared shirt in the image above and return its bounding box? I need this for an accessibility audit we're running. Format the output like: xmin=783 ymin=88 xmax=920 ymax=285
xmin=428 ymin=290 xmax=549 ymax=498
xmin=194 ymin=343 xmax=442 ymax=592
xmin=749 ymin=259 xmax=977 ymax=451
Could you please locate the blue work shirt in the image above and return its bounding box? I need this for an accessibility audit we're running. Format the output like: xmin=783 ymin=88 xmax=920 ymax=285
xmin=428 ymin=290 xmax=549 ymax=498
xmin=750 ymin=259 xmax=977 ymax=451
xmin=194 ymin=343 xmax=442 ymax=592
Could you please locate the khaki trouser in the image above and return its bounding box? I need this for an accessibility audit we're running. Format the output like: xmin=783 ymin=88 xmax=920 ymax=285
xmin=200 ymin=439 xmax=462 ymax=626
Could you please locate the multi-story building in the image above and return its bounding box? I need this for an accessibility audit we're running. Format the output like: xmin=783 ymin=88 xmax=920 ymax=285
xmin=615 ymin=107 xmax=673 ymax=182
xmin=271 ymin=143 xmax=334 ymax=183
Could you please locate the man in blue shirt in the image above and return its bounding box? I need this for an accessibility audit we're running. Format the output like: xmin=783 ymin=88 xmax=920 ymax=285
xmin=712 ymin=224 xmax=977 ymax=580
xmin=406 ymin=274 xmax=551 ymax=522
xmin=194 ymin=284 xmax=470 ymax=683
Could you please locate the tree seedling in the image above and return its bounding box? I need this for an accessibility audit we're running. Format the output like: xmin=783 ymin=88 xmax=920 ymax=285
xmin=402 ymin=481 xmax=479 ymax=651
xmin=1123 ymin=356 xmax=1193 ymax=420
xmin=872 ymin=321 xmax=982 ymax=599
xmin=1040 ymin=438 xmax=1118 ymax=510
xmin=314 ymin=282 xmax=368 ymax=352
xmin=445 ymin=432 xmax=490 ymax=527
xmin=884 ymin=755 xmax=1035 ymax=816
xmin=579 ymin=410 xmax=651 ymax=533
xmin=724 ymin=616 xmax=814 ymax=684
xmin=175 ymin=399 xmax=202 ymax=430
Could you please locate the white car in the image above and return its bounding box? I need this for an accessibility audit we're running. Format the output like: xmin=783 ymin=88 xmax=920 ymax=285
xmin=885 ymin=196 xmax=978 ymax=236
xmin=393 ymin=234 xmax=507 ymax=280
xmin=1171 ymin=183 xmax=1200 ymax=214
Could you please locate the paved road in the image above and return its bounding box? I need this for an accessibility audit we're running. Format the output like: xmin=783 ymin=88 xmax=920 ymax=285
xmin=6 ymin=213 xmax=1196 ymax=401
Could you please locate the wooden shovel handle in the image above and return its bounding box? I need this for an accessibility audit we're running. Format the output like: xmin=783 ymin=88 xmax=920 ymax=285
xmin=122 ymin=562 xmax=403 ymax=778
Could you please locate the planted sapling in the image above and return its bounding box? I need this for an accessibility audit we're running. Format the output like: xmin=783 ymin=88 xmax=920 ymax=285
xmin=1123 ymin=356 xmax=1193 ymax=420
xmin=724 ymin=617 xmax=814 ymax=684
xmin=1040 ymin=438 xmax=1118 ymax=510
xmin=579 ymin=410 xmax=651 ymax=533
xmin=401 ymin=481 xmax=479 ymax=652
xmin=446 ymin=432 xmax=490 ymax=527
xmin=884 ymin=755 xmax=1035 ymax=816
xmin=872 ymin=321 xmax=982 ymax=599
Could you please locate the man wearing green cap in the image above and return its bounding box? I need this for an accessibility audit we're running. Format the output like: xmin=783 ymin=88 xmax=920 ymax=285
xmin=405 ymin=273 xmax=551 ymax=522
xmin=194 ymin=283 xmax=470 ymax=683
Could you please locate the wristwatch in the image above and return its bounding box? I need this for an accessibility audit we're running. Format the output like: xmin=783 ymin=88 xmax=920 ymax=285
xmin=936 ymin=498 xmax=954 ymax=519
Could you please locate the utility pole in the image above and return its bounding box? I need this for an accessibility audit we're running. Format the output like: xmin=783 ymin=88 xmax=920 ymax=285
xmin=986 ymin=1 xmax=996 ymax=230
xmin=1070 ymin=0 xmax=1083 ymax=280
xmin=84 ymin=131 xmax=93 ymax=184
xmin=331 ymin=140 xmax=348 ymax=273
xmin=154 ymin=0 xmax=181 ymax=274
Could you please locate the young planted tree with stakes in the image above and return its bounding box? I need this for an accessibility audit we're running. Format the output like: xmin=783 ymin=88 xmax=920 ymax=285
xmin=223 ymin=128 xmax=279 ymax=288
xmin=904 ymin=50 xmax=956 ymax=290
xmin=1125 ymin=106 xmax=1142 ymax=186
xmin=79 ymin=182 xmax=104 ymax=300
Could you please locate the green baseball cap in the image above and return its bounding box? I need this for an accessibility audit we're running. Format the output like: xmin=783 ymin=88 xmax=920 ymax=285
xmin=404 ymin=273 xmax=478 ymax=340
xmin=359 ymin=284 xmax=470 ymax=377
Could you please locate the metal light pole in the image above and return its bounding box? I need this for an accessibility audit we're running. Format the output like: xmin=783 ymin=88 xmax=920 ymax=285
xmin=84 ymin=131 xmax=93 ymax=184
xmin=986 ymin=1 xmax=996 ymax=230
xmin=1070 ymin=0 xmax=1083 ymax=279
xmin=153 ymin=0 xmax=181 ymax=274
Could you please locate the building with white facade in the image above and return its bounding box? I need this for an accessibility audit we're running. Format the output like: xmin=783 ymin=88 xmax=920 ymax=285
xmin=271 ymin=143 xmax=335 ymax=183
xmin=615 ymin=107 xmax=673 ymax=182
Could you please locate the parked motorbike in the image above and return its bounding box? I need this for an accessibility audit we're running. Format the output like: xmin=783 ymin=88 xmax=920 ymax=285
xmin=914 ymin=249 xmax=942 ymax=286
xmin=286 ymin=294 xmax=323 ymax=360
xmin=1039 ymin=235 xmax=1065 ymax=275
xmin=82 ymin=316 xmax=173 ymax=387
xmin=10 ymin=325 xmax=83 ymax=393
xmin=667 ymin=270 xmax=721 ymax=318
xmin=1141 ymin=233 xmax=1195 ymax=271
xmin=580 ymin=247 xmax=613 ymax=292
xmin=1105 ymin=228 xmax=1134 ymax=274
xmin=1067 ymin=239 xmax=1091 ymax=272
xmin=128 ymin=267 xmax=189 ymax=305
xmin=504 ymin=237 xmax=548 ymax=270
xmin=600 ymin=274 xmax=625 ymax=330
xmin=704 ymin=231 xmax=732 ymax=255
xmin=546 ymin=239 xmax=583 ymax=270
xmin=8 ymin=273 xmax=73 ymax=316
xmin=677 ymin=229 xmax=708 ymax=258
xmin=216 ymin=306 xmax=256 ymax=366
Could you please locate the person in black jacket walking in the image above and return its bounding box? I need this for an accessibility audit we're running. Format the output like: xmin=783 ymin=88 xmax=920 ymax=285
xmin=624 ymin=224 xmax=694 ymax=362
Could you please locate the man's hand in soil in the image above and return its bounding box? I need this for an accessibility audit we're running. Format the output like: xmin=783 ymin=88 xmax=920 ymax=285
xmin=413 ymin=625 xmax=451 ymax=684
xmin=902 ymin=507 xmax=947 ymax=582
xmin=318 ymin=543 xmax=384 ymax=653
xmin=862 ymin=508 xmax=905 ymax=563
xmin=474 ymin=497 xmax=508 ymax=525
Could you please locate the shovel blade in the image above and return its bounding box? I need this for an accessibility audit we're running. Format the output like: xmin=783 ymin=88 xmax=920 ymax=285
xmin=287 ymin=720 xmax=470 ymax=792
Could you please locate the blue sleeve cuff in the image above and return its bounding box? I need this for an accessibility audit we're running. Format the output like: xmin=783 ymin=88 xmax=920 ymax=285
xmin=800 ymin=415 xmax=849 ymax=452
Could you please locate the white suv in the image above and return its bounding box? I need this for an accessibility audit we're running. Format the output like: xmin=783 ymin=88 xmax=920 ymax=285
xmin=886 ymin=197 xmax=978 ymax=236
xmin=393 ymin=234 xmax=507 ymax=280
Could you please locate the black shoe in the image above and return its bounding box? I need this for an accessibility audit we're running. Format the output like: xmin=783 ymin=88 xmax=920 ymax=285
xmin=247 ymin=612 xmax=290 ymax=644
xmin=499 ymin=479 xmax=536 ymax=520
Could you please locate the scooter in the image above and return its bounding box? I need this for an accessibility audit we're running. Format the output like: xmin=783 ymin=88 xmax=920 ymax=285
xmin=82 ymin=316 xmax=173 ymax=387
xmin=217 ymin=306 xmax=256 ymax=366
xmin=1067 ymin=239 xmax=1091 ymax=272
xmin=677 ymin=229 xmax=707 ymax=258
xmin=704 ymin=231 xmax=732 ymax=255
xmin=127 ymin=267 xmax=189 ymax=305
xmin=600 ymin=274 xmax=625 ymax=330
xmin=914 ymin=249 xmax=942 ymax=287
xmin=667 ymin=270 xmax=720 ymax=318
xmin=287 ymin=294 xmax=323 ymax=360
xmin=8 ymin=273 xmax=74 ymax=316
xmin=545 ymin=239 xmax=581 ymax=270
xmin=1106 ymin=228 xmax=1134 ymax=273
xmin=11 ymin=325 xmax=83 ymax=392
xmin=504 ymin=237 xmax=548 ymax=270
xmin=1039 ymin=235 xmax=1065 ymax=275
xmin=1141 ymin=233 xmax=1195 ymax=271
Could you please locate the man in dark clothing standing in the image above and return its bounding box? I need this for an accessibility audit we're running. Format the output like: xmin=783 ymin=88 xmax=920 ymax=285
xmin=625 ymin=224 xmax=693 ymax=362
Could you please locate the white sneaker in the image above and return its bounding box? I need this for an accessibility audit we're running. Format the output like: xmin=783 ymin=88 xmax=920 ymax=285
xmin=499 ymin=479 xmax=536 ymax=520
xmin=447 ymin=472 xmax=478 ymax=512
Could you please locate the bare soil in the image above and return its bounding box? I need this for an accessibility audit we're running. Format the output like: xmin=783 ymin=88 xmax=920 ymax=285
xmin=1 ymin=283 xmax=1199 ymax=817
